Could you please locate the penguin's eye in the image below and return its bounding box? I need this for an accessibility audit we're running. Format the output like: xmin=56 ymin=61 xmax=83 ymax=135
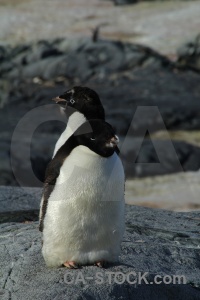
xmin=70 ymin=98 xmax=75 ymax=104
xmin=90 ymin=137 xmax=96 ymax=141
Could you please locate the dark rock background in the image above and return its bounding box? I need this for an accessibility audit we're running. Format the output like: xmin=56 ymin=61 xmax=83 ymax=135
xmin=0 ymin=36 xmax=200 ymax=186
xmin=177 ymin=33 xmax=200 ymax=72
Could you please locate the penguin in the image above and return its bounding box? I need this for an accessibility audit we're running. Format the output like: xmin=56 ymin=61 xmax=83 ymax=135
xmin=39 ymin=119 xmax=125 ymax=268
xmin=39 ymin=86 xmax=108 ymax=234
xmin=52 ymin=86 xmax=105 ymax=158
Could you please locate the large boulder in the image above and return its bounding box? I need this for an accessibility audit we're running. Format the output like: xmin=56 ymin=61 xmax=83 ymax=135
xmin=1 ymin=38 xmax=200 ymax=185
xmin=0 ymin=187 xmax=200 ymax=299
xmin=121 ymin=138 xmax=200 ymax=178
xmin=126 ymin=171 xmax=200 ymax=211
xmin=1 ymin=38 xmax=170 ymax=82
xmin=0 ymin=186 xmax=41 ymax=223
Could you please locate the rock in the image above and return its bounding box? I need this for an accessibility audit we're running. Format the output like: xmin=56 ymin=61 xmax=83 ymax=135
xmin=0 ymin=186 xmax=41 ymax=224
xmin=113 ymin=0 xmax=138 ymax=5
xmin=121 ymin=138 xmax=200 ymax=178
xmin=0 ymin=187 xmax=200 ymax=299
xmin=126 ymin=171 xmax=200 ymax=211
xmin=150 ymin=130 xmax=200 ymax=148
xmin=177 ymin=33 xmax=200 ymax=72
xmin=1 ymin=38 xmax=200 ymax=185
xmin=3 ymin=124 xmax=200 ymax=186
xmin=102 ymin=0 xmax=195 ymax=4
xmin=2 ymin=38 xmax=171 ymax=81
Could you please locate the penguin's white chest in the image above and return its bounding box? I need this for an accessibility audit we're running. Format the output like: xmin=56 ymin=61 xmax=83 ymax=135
xmin=52 ymin=112 xmax=86 ymax=157
xmin=42 ymin=147 xmax=125 ymax=267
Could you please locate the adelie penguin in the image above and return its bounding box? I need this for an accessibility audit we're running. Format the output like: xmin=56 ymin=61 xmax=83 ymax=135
xmin=52 ymin=86 xmax=106 ymax=157
xmin=39 ymin=120 xmax=125 ymax=268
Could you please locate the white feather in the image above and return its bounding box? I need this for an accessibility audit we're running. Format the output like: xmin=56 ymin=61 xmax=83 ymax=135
xmin=42 ymin=147 xmax=125 ymax=267
xmin=52 ymin=112 xmax=86 ymax=158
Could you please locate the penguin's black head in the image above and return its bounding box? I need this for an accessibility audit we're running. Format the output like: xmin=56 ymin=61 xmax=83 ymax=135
xmin=52 ymin=86 xmax=105 ymax=120
xmin=74 ymin=120 xmax=119 ymax=158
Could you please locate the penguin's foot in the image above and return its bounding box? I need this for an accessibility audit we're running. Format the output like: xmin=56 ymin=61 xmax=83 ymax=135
xmin=95 ymin=261 xmax=108 ymax=268
xmin=63 ymin=261 xmax=79 ymax=269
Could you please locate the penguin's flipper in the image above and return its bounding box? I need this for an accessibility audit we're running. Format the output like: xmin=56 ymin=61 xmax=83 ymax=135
xmin=39 ymin=135 xmax=78 ymax=232
xmin=39 ymin=159 xmax=62 ymax=232
xmin=115 ymin=146 xmax=120 ymax=155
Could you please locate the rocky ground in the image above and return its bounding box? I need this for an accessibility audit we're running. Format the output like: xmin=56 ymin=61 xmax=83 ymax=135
xmin=0 ymin=187 xmax=200 ymax=300
xmin=126 ymin=171 xmax=200 ymax=211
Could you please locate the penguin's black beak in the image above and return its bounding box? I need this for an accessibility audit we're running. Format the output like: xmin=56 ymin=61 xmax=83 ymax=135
xmin=106 ymin=135 xmax=119 ymax=148
xmin=52 ymin=96 xmax=67 ymax=106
